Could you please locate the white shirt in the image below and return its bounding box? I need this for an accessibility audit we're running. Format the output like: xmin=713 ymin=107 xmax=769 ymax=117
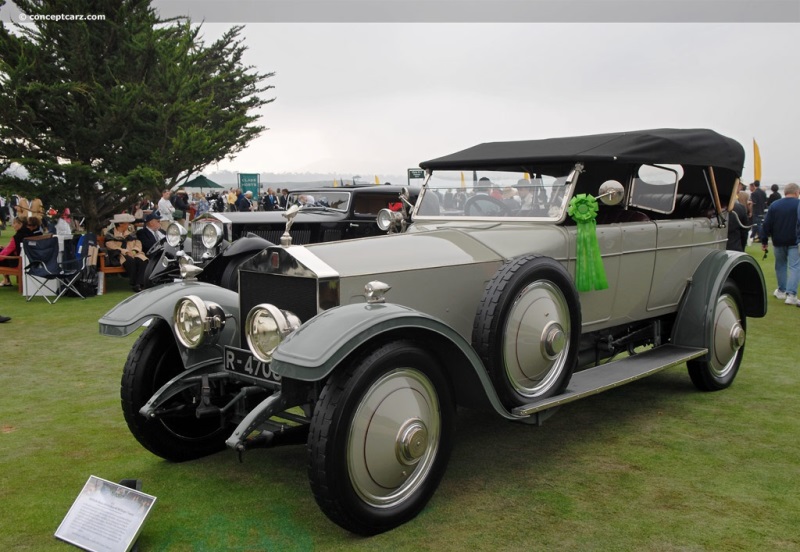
xmin=158 ymin=197 xmax=175 ymax=221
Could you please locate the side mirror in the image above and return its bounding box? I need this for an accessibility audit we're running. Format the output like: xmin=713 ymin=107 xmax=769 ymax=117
xmin=597 ymin=180 xmax=625 ymax=206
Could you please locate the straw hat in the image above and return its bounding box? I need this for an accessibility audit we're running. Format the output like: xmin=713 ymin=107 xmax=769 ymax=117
xmin=111 ymin=213 xmax=136 ymax=224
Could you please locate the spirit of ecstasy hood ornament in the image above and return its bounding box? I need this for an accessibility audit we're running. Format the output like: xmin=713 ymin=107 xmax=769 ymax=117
xmin=280 ymin=204 xmax=300 ymax=247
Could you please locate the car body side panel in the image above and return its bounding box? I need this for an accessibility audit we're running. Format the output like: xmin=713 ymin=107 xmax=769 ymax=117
xmin=609 ymin=223 xmax=658 ymax=323
xmin=648 ymin=219 xmax=725 ymax=311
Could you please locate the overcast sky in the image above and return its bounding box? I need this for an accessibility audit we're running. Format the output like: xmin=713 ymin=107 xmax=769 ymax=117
xmin=4 ymin=2 xmax=799 ymax=184
xmin=191 ymin=21 xmax=799 ymax=184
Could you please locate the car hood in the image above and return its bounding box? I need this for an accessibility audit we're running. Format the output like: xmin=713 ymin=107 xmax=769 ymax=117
xmin=301 ymin=223 xmax=569 ymax=278
xmin=300 ymin=228 xmax=501 ymax=277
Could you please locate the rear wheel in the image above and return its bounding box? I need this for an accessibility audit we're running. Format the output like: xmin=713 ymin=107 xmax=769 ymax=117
xmin=308 ymin=340 xmax=454 ymax=535
xmin=687 ymin=281 xmax=746 ymax=391
xmin=121 ymin=319 xmax=229 ymax=461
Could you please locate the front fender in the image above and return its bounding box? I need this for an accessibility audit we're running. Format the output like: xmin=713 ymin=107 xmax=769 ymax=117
xmin=270 ymin=302 xmax=523 ymax=420
xmin=98 ymin=281 xmax=241 ymax=338
xmin=222 ymin=234 xmax=273 ymax=257
xmin=672 ymin=250 xmax=766 ymax=350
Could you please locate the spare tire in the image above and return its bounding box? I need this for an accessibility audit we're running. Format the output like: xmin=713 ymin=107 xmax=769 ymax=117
xmin=473 ymin=255 xmax=581 ymax=409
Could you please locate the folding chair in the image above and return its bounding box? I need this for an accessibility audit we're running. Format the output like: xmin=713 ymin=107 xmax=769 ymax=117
xmin=23 ymin=235 xmax=88 ymax=303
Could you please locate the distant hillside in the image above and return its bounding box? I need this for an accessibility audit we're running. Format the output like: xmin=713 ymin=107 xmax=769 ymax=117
xmin=201 ymin=170 xmax=409 ymax=188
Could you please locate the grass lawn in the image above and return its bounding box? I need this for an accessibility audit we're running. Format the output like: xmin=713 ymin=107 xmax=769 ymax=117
xmin=1 ymin=246 xmax=798 ymax=551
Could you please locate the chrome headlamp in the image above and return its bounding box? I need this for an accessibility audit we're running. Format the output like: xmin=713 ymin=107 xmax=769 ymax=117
xmin=173 ymin=295 xmax=226 ymax=348
xmin=376 ymin=208 xmax=404 ymax=232
xmin=245 ymin=304 xmax=301 ymax=362
xmin=166 ymin=222 xmax=187 ymax=247
xmin=201 ymin=222 xmax=224 ymax=250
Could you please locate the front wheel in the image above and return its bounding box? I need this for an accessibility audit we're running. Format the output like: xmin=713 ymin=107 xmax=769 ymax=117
xmin=308 ymin=340 xmax=455 ymax=535
xmin=687 ymin=280 xmax=746 ymax=391
xmin=121 ymin=319 xmax=229 ymax=461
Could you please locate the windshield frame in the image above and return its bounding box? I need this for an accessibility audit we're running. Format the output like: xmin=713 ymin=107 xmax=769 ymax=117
xmin=411 ymin=165 xmax=581 ymax=224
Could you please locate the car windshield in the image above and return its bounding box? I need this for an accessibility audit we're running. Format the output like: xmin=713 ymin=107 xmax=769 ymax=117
xmin=413 ymin=170 xmax=573 ymax=221
xmin=287 ymin=191 xmax=351 ymax=211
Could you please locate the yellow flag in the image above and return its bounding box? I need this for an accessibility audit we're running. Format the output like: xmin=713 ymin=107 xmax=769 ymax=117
xmin=333 ymin=178 xmax=338 ymax=187
xmin=374 ymin=175 xmax=380 ymax=185
xmin=524 ymin=172 xmax=531 ymax=181
xmin=753 ymin=139 xmax=761 ymax=182
xmin=460 ymin=172 xmax=465 ymax=188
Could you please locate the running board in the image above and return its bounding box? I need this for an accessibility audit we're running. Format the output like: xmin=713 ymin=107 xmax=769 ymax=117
xmin=512 ymin=344 xmax=707 ymax=417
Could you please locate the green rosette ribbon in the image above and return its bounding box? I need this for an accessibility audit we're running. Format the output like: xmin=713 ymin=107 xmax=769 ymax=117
xmin=567 ymin=194 xmax=608 ymax=292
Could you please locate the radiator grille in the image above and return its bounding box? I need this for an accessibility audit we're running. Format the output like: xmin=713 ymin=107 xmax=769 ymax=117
xmin=239 ymin=271 xmax=319 ymax=348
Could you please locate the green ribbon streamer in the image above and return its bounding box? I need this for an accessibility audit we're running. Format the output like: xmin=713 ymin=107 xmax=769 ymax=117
xmin=568 ymin=194 xmax=608 ymax=292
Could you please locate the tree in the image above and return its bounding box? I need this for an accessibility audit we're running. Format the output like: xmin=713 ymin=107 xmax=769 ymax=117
xmin=0 ymin=0 xmax=273 ymax=231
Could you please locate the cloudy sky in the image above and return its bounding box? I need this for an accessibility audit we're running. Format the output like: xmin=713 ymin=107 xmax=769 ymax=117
xmin=193 ymin=19 xmax=799 ymax=184
xmin=4 ymin=2 xmax=799 ymax=183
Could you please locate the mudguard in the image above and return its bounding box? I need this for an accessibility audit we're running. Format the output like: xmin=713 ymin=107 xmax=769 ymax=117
xmin=671 ymin=249 xmax=766 ymax=352
xmin=270 ymin=302 xmax=524 ymax=421
xmin=99 ymin=281 xmax=241 ymax=338
xmin=222 ymin=234 xmax=273 ymax=257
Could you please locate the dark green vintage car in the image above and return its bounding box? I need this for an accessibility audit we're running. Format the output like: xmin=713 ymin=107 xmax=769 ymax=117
xmin=100 ymin=129 xmax=766 ymax=535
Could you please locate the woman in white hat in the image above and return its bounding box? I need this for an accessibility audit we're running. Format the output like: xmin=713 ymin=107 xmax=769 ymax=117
xmin=104 ymin=213 xmax=148 ymax=292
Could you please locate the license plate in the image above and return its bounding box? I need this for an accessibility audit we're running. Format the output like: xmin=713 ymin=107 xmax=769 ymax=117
xmin=224 ymin=346 xmax=282 ymax=386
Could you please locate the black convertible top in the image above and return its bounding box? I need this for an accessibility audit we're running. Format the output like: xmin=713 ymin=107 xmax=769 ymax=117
xmin=419 ymin=129 xmax=745 ymax=174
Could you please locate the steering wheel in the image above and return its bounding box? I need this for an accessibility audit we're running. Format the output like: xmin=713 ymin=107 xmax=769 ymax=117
xmin=464 ymin=194 xmax=511 ymax=216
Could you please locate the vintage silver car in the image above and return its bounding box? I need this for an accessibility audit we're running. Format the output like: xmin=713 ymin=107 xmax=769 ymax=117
xmin=100 ymin=128 xmax=766 ymax=535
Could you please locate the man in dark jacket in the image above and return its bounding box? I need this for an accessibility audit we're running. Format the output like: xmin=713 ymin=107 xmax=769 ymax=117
xmin=726 ymin=199 xmax=749 ymax=252
xmin=759 ymin=182 xmax=799 ymax=305
xmin=136 ymin=211 xmax=164 ymax=258
xmin=749 ymin=181 xmax=768 ymax=241
xmin=236 ymin=190 xmax=253 ymax=212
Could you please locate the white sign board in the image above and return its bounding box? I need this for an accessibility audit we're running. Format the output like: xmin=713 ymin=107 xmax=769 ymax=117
xmin=55 ymin=476 xmax=157 ymax=552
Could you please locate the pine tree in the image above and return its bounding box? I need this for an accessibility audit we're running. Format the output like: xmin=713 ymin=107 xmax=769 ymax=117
xmin=0 ymin=0 xmax=273 ymax=231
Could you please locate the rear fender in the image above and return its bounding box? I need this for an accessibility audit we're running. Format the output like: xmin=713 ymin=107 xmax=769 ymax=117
xmin=672 ymin=250 xmax=766 ymax=352
xmin=270 ymin=302 xmax=523 ymax=420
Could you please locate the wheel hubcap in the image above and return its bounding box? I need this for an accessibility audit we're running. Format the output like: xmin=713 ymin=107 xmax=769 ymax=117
xmin=712 ymin=294 xmax=744 ymax=378
xmin=347 ymin=369 xmax=441 ymax=508
xmin=502 ymin=280 xmax=571 ymax=398
xmin=397 ymin=420 xmax=428 ymax=465
xmin=730 ymin=323 xmax=745 ymax=350
xmin=542 ymin=321 xmax=566 ymax=359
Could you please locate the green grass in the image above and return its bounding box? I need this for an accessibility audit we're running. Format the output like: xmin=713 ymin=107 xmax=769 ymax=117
xmin=1 ymin=248 xmax=799 ymax=551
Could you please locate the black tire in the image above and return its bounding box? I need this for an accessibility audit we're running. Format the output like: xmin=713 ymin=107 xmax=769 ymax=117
xmin=121 ymin=319 xmax=229 ymax=461
xmin=473 ymin=255 xmax=580 ymax=409
xmin=687 ymin=281 xmax=746 ymax=391
xmin=308 ymin=340 xmax=455 ymax=535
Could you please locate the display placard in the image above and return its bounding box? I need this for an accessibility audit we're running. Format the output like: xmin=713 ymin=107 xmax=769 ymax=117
xmin=55 ymin=476 xmax=157 ymax=552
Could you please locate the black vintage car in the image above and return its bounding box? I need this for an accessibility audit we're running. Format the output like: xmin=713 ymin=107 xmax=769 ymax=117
xmin=162 ymin=185 xmax=417 ymax=290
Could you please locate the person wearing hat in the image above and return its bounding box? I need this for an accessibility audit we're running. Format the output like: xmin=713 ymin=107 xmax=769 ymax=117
xmin=236 ymin=190 xmax=254 ymax=212
xmin=104 ymin=213 xmax=148 ymax=292
xmin=136 ymin=211 xmax=165 ymax=258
